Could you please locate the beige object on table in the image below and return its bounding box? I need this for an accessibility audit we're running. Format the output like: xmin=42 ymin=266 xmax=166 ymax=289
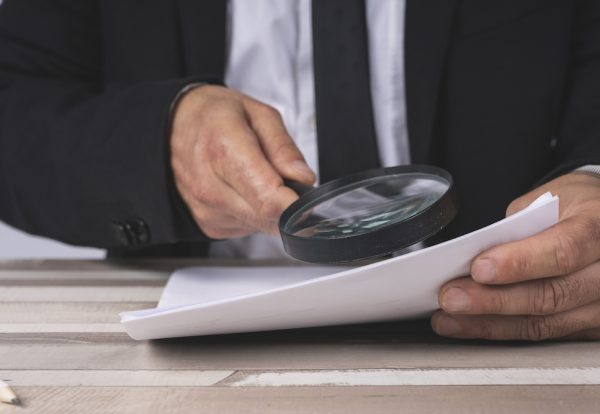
xmin=0 ymin=259 xmax=599 ymax=413
xmin=0 ymin=380 xmax=19 ymax=406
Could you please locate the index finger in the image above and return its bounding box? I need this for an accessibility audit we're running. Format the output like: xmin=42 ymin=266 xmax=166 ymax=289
xmin=243 ymin=99 xmax=316 ymax=185
xmin=471 ymin=215 xmax=600 ymax=284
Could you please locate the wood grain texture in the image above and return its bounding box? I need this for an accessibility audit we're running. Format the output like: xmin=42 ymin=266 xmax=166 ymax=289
xmin=0 ymin=370 xmax=234 ymax=386
xmin=0 ymin=259 xmax=299 ymax=271
xmin=5 ymin=367 xmax=600 ymax=387
xmin=3 ymin=386 xmax=600 ymax=414
xmin=0 ymin=302 xmax=156 ymax=323
xmin=226 ymin=367 xmax=600 ymax=386
xmin=0 ymin=324 xmax=125 ymax=333
xmin=1 ymin=259 xmax=600 ymax=413
xmin=0 ymin=286 xmax=162 ymax=302
xmin=1 ymin=333 xmax=599 ymax=370
xmin=0 ymin=270 xmax=170 ymax=280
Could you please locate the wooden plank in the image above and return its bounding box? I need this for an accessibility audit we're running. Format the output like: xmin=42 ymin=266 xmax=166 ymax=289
xmin=0 ymin=324 xmax=125 ymax=333
xmin=0 ymin=332 xmax=132 ymax=343
xmin=3 ymin=368 xmax=600 ymax=387
xmin=1 ymin=339 xmax=599 ymax=370
xmin=0 ymin=270 xmax=170 ymax=286
xmin=0 ymin=258 xmax=300 ymax=271
xmin=0 ymin=270 xmax=170 ymax=280
xmin=0 ymin=286 xmax=162 ymax=302
xmin=4 ymin=386 xmax=600 ymax=414
xmin=0 ymin=302 xmax=156 ymax=323
xmin=0 ymin=370 xmax=234 ymax=387
xmin=0 ymin=259 xmax=202 ymax=271
xmin=227 ymin=367 xmax=600 ymax=386
xmin=0 ymin=259 xmax=598 ymax=413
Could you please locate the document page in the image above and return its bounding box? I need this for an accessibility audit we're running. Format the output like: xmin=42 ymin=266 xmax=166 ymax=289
xmin=121 ymin=193 xmax=559 ymax=340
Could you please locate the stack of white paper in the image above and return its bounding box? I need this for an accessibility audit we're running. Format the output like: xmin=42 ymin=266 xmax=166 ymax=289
xmin=121 ymin=193 xmax=559 ymax=340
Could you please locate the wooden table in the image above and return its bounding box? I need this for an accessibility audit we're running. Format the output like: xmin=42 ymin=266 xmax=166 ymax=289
xmin=0 ymin=259 xmax=599 ymax=413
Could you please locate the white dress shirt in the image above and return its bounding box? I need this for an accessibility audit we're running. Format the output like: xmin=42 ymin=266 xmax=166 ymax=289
xmin=210 ymin=0 xmax=408 ymax=259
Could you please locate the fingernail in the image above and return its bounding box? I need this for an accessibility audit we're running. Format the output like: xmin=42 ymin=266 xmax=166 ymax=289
xmin=292 ymin=160 xmax=316 ymax=180
xmin=472 ymin=258 xmax=497 ymax=283
xmin=434 ymin=315 xmax=462 ymax=336
xmin=441 ymin=287 xmax=471 ymax=312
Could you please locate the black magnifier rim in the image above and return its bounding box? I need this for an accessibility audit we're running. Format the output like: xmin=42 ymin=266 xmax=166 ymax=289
xmin=279 ymin=165 xmax=458 ymax=263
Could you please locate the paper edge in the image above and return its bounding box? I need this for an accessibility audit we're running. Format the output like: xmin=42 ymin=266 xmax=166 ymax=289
xmin=120 ymin=192 xmax=558 ymax=323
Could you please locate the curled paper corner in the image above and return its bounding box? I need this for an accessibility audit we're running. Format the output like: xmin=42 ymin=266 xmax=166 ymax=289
xmin=525 ymin=192 xmax=558 ymax=210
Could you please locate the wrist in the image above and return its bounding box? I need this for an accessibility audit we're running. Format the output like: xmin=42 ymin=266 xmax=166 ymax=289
xmin=169 ymin=82 xmax=207 ymax=118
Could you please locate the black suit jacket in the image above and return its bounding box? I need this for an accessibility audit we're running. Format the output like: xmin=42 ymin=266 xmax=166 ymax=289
xmin=0 ymin=0 xmax=599 ymax=257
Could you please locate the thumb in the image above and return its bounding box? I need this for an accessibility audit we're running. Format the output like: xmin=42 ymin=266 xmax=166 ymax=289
xmin=244 ymin=100 xmax=316 ymax=185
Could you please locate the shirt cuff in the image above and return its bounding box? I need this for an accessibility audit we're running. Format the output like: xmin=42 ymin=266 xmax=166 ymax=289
xmin=168 ymin=82 xmax=207 ymax=117
xmin=573 ymin=164 xmax=600 ymax=179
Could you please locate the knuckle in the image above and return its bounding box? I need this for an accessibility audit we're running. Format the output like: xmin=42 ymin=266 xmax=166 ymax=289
xmin=488 ymin=290 xmax=510 ymax=314
xmin=520 ymin=317 xmax=557 ymax=341
xmin=257 ymin=198 xmax=283 ymax=221
xmin=506 ymin=198 xmax=528 ymax=216
xmin=271 ymin=140 xmax=297 ymax=160
xmin=258 ymin=174 xmax=284 ymax=193
xmin=511 ymin=253 xmax=532 ymax=278
xmin=258 ymin=104 xmax=282 ymax=119
xmin=254 ymin=188 xmax=286 ymax=221
xmin=190 ymin=185 xmax=219 ymax=207
xmin=249 ymin=101 xmax=281 ymax=120
xmin=532 ymin=278 xmax=570 ymax=315
xmin=554 ymin=232 xmax=581 ymax=274
xmin=586 ymin=217 xmax=600 ymax=245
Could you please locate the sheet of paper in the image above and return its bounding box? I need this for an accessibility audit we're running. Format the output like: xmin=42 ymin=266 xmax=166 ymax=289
xmin=121 ymin=193 xmax=559 ymax=340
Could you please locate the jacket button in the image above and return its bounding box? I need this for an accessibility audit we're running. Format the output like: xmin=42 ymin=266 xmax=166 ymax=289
xmin=128 ymin=218 xmax=151 ymax=245
xmin=110 ymin=222 xmax=133 ymax=246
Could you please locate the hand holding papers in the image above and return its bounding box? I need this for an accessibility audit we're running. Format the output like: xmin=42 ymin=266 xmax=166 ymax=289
xmin=121 ymin=193 xmax=559 ymax=340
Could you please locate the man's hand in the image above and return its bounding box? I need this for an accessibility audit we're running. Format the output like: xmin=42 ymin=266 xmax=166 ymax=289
xmin=170 ymin=85 xmax=316 ymax=239
xmin=432 ymin=172 xmax=600 ymax=341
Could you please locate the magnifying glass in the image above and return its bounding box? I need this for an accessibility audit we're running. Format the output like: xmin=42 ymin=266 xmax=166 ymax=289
xmin=279 ymin=165 xmax=458 ymax=263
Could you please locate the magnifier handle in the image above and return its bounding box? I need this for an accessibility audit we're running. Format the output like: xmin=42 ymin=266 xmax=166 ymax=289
xmin=284 ymin=179 xmax=315 ymax=196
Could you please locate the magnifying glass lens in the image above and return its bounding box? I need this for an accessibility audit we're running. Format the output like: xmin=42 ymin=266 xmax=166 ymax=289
xmin=285 ymin=173 xmax=450 ymax=239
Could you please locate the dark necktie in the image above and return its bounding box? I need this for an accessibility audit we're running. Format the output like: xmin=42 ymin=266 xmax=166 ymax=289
xmin=312 ymin=0 xmax=381 ymax=183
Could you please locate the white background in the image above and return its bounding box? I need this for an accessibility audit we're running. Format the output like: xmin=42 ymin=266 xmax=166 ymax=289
xmin=0 ymin=222 xmax=104 ymax=259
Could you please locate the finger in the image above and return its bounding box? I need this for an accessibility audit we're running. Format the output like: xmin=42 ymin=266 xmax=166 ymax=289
xmin=431 ymin=300 xmax=600 ymax=341
xmin=208 ymin=109 xmax=300 ymax=224
xmin=470 ymin=215 xmax=600 ymax=284
xmin=563 ymin=327 xmax=600 ymax=341
xmin=440 ymin=262 xmax=600 ymax=315
xmin=174 ymin=160 xmax=248 ymax=213
xmin=185 ymin=197 xmax=258 ymax=239
xmin=192 ymin=207 xmax=256 ymax=239
xmin=244 ymin=100 xmax=316 ymax=184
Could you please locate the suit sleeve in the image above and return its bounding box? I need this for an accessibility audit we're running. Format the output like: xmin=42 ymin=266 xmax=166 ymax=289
xmin=0 ymin=0 xmax=208 ymax=248
xmin=547 ymin=0 xmax=600 ymax=179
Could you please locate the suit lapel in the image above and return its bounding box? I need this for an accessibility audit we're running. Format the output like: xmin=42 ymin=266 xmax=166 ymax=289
xmin=405 ymin=0 xmax=457 ymax=163
xmin=176 ymin=0 xmax=227 ymax=79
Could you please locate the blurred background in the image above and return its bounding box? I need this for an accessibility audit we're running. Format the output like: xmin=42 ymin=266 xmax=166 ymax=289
xmin=0 ymin=222 xmax=104 ymax=259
